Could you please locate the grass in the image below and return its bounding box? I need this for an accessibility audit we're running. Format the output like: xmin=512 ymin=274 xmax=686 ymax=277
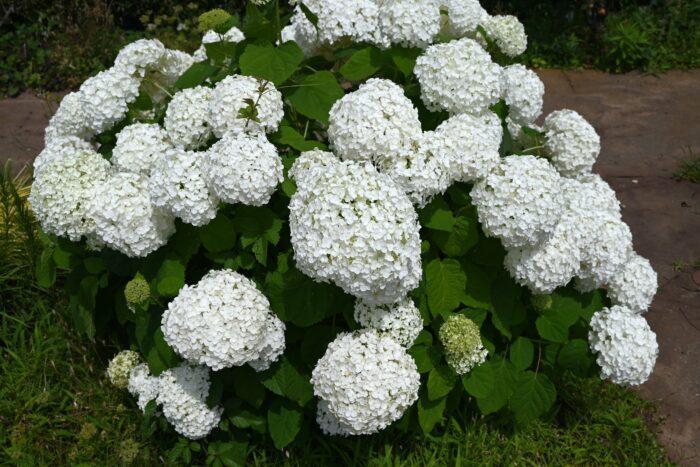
xmin=0 ymin=161 xmax=671 ymax=465
xmin=674 ymin=147 xmax=700 ymax=183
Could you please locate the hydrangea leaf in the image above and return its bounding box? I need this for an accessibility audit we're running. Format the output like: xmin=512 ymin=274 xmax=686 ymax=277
xmin=388 ymin=46 xmax=421 ymax=77
xmin=155 ymin=259 xmax=186 ymax=297
xmin=510 ymin=337 xmax=535 ymax=370
xmin=36 ymin=247 xmax=56 ymax=288
xmin=509 ymin=371 xmax=556 ymax=425
xmin=557 ymin=339 xmax=593 ymax=375
xmin=419 ymin=196 xmax=455 ymax=232
xmin=475 ymin=359 xmax=517 ymax=415
xmin=260 ymin=356 xmax=313 ymax=407
xmin=425 ymin=258 xmax=466 ymax=316
xmin=232 ymin=366 xmax=266 ymax=408
xmin=273 ymin=125 xmax=327 ymax=151
xmin=408 ymin=345 xmax=441 ymax=374
xmin=461 ymin=262 xmax=492 ymax=310
xmin=204 ymin=41 xmax=239 ymax=63
xmin=418 ymin=389 xmax=447 ymax=434
xmin=175 ymin=62 xmax=219 ymax=90
xmin=287 ymin=71 xmax=344 ymax=124
xmin=230 ymin=408 xmax=267 ymax=433
xmin=431 ymin=215 xmax=479 ymax=257
xmin=490 ymin=271 xmax=525 ymax=325
xmin=427 ymin=365 xmax=457 ymax=400
xmin=199 ymin=213 xmax=237 ymax=253
xmin=535 ymin=312 xmax=570 ymax=343
xmin=462 ymin=362 xmax=494 ymax=398
xmin=340 ymin=46 xmax=386 ymax=81
xmin=240 ymin=41 xmax=304 ymax=85
xmin=267 ymin=399 xmax=303 ymax=449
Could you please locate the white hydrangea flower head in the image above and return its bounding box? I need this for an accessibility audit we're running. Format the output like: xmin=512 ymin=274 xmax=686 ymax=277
xmin=588 ymin=306 xmax=658 ymax=386
xmin=378 ymin=0 xmax=441 ymax=48
xmin=578 ymin=216 xmax=633 ymax=285
xmin=44 ymin=92 xmax=92 ymax=141
xmin=88 ymin=172 xmax=175 ymax=257
xmin=78 ymin=68 xmax=141 ymax=134
xmin=281 ymin=8 xmax=322 ymax=57
xmin=156 ymin=363 xmax=223 ymax=439
xmin=316 ymin=399 xmax=356 ymax=436
xmin=311 ymin=330 xmax=420 ymax=435
xmin=544 ymin=109 xmax=601 ymax=177
xmin=164 ymin=86 xmax=213 ymax=150
xmin=193 ymin=27 xmax=245 ymax=61
xmin=380 ymin=131 xmax=452 ymax=208
xmin=480 ymin=15 xmax=527 ymax=57
xmin=33 ymin=135 xmax=94 ymax=177
xmin=607 ymin=253 xmax=657 ymax=313
xmin=29 ymin=150 xmax=110 ymax=242
xmin=440 ymin=0 xmax=488 ymax=36
xmin=295 ymin=0 xmax=385 ymax=47
xmin=289 ymin=151 xmax=422 ymax=305
xmin=439 ymin=314 xmax=488 ymax=375
xmin=114 ymin=39 xmax=166 ymax=76
xmin=432 ymin=111 xmax=502 ymax=182
xmin=161 ymin=270 xmax=286 ymax=371
xmin=328 ymin=78 xmax=422 ymax=166
xmin=127 ymin=363 xmax=161 ymax=412
xmin=353 ymin=297 xmax=423 ymax=347
xmin=107 ymin=350 xmax=141 ymax=389
xmin=203 ymin=131 xmax=283 ymax=206
xmin=111 ymin=123 xmax=171 ymax=176
xmin=561 ymin=174 xmax=621 ymax=219
xmin=504 ymin=215 xmax=582 ymax=294
xmin=209 ymin=75 xmax=284 ymax=137
xmin=500 ymin=64 xmax=544 ymax=126
xmin=149 ymin=148 xmax=219 ymax=227
xmin=470 ymin=155 xmax=564 ymax=248
xmin=414 ymin=38 xmax=502 ymax=114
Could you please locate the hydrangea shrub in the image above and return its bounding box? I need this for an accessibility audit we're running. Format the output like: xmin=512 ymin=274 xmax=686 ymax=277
xmin=31 ymin=0 xmax=659 ymax=460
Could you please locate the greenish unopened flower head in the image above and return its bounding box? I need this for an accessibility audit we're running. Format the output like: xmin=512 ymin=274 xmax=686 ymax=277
xmin=198 ymin=9 xmax=232 ymax=33
xmin=531 ymin=294 xmax=553 ymax=312
xmin=439 ymin=315 xmax=488 ymax=375
xmin=107 ymin=350 xmax=141 ymax=389
xmin=124 ymin=273 xmax=150 ymax=309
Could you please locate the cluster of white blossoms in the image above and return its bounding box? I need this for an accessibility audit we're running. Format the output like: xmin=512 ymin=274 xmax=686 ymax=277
xmin=353 ymin=298 xmax=423 ymax=347
xmin=32 ymin=30 xmax=285 ymax=257
xmin=161 ymin=270 xmax=285 ymax=371
xmin=589 ymin=306 xmax=658 ymax=386
xmin=106 ymin=350 xmax=141 ymax=389
xmin=281 ymin=0 xmax=527 ymax=57
xmin=311 ymin=330 xmax=420 ymax=436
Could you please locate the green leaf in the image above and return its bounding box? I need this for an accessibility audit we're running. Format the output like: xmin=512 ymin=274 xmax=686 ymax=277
xmin=239 ymin=41 xmax=304 ymax=85
xmin=419 ymin=196 xmax=455 ymax=232
xmin=462 ymin=363 xmax=494 ymax=398
xmin=298 ymin=3 xmax=319 ymax=27
xmin=389 ymin=46 xmax=421 ymax=76
xmin=431 ymin=216 xmax=479 ymax=257
xmin=417 ymin=390 xmax=446 ymax=434
xmin=536 ymin=306 xmax=577 ymax=343
xmin=427 ymin=365 xmax=457 ymax=400
xmin=232 ymin=206 xmax=284 ymax=246
xmin=461 ymin=262 xmax=492 ymax=310
xmin=36 ymin=248 xmax=56 ymax=288
xmin=205 ymin=41 xmax=239 ymax=63
xmin=339 ymin=46 xmax=385 ymax=81
xmin=260 ymin=357 xmax=314 ymax=406
xmin=175 ymin=62 xmax=218 ymax=89
xmin=287 ymin=70 xmax=344 ymax=124
xmin=273 ymin=126 xmax=327 ymax=151
xmin=510 ymin=337 xmax=534 ymax=370
xmin=267 ymin=399 xmax=303 ymax=449
xmin=510 ymin=371 xmax=556 ymax=425
xmin=557 ymin=339 xmax=593 ymax=374
xmin=199 ymin=214 xmax=237 ymax=253
xmin=300 ymin=325 xmax=337 ymax=367
xmin=206 ymin=440 xmax=248 ymax=467
xmin=408 ymin=345 xmax=441 ymax=373
xmin=230 ymin=408 xmax=266 ymax=433
xmin=490 ymin=272 xmax=525 ymax=326
xmin=232 ymin=366 xmax=266 ymax=408
xmin=83 ymin=257 xmax=105 ymax=274
xmin=155 ymin=259 xmax=185 ymax=297
xmin=425 ymin=258 xmax=466 ymax=316
xmin=475 ymin=359 xmax=517 ymax=415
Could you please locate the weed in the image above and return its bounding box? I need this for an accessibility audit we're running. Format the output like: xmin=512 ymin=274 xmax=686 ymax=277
xmin=674 ymin=147 xmax=700 ymax=183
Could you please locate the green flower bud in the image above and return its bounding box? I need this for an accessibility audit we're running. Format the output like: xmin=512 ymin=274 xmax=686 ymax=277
xmin=124 ymin=274 xmax=150 ymax=310
xmin=198 ymin=8 xmax=232 ymax=33
xmin=531 ymin=294 xmax=553 ymax=312
xmin=106 ymin=350 xmax=140 ymax=389
xmin=439 ymin=315 xmax=488 ymax=375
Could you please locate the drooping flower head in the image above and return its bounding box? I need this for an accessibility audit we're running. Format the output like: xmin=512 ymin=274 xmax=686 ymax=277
xmin=439 ymin=314 xmax=488 ymax=375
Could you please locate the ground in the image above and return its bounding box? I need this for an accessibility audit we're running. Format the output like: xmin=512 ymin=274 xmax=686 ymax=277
xmin=1 ymin=69 xmax=699 ymax=464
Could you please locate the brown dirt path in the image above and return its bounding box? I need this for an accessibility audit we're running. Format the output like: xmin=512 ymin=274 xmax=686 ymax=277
xmin=1 ymin=70 xmax=699 ymax=463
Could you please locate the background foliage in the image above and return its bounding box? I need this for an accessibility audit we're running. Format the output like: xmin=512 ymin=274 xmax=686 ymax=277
xmin=1 ymin=0 xmax=699 ymax=96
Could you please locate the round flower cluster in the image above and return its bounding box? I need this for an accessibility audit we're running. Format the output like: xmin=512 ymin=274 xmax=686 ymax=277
xmin=156 ymin=363 xmax=224 ymax=439
xmin=127 ymin=363 xmax=161 ymax=412
xmin=414 ymin=38 xmax=502 ymax=114
xmin=163 ymin=86 xmax=213 ymax=150
xmin=589 ymin=306 xmax=658 ymax=386
xmin=607 ymin=254 xmax=658 ymax=313
xmin=111 ymin=123 xmax=171 ymax=176
xmin=439 ymin=315 xmax=488 ymax=375
xmin=353 ymin=297 xmax=423 ymax=347
xmin=162 ymin=270 xmax=285 ymax=371
xmin=281 ymin=0 xmax=526 ymax=57
xmin=124 ymin=273 xmax=151 ymax=310
xmin=311 ymin=330 xmax=420 ymax=436
xmin=107 ymin=350 xmax=141 ymax=389
xmin=500 ymin=64 xmax=544 ymax=127
xmin=544 ymin=109 xmax=601 ymax=177
xmin=288 ymin=150 xmax=422 ymax=305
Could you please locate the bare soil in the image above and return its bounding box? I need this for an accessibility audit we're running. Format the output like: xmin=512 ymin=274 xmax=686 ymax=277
xmin=1 ymin=69 xmax=699 ymax=463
